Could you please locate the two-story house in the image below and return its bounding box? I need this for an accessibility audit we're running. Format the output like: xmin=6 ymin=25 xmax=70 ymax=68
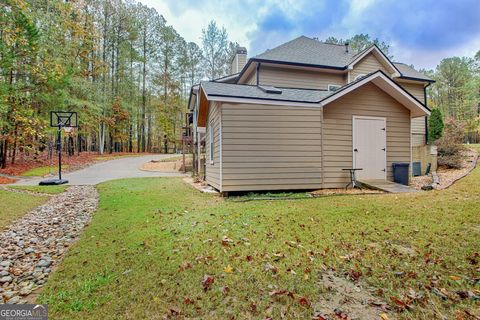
xmin=188 ymin=36 xmax=434 ymax=193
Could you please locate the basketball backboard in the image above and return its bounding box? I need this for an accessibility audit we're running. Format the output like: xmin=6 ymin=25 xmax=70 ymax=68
xmin=50 ymin=111 xmax=78 ymax=128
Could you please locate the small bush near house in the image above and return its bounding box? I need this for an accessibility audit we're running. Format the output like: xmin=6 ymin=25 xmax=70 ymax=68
xmin=436 ymin=118 xmax=466 ymax=168
xmin=428 ymin=108 xmax=444 ymax=143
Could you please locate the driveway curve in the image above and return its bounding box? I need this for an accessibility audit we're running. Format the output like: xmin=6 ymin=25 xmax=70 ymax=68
xmin=13 ymin=154 xmax=185 ymax=186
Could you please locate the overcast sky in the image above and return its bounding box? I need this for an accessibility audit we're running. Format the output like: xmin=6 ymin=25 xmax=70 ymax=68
xmin=141 ymin=0 xmax=480 ymax=70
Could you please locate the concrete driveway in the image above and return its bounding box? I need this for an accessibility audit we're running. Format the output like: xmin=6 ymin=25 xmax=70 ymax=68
xmin=13 ymin=154 xmax=186 ymax=186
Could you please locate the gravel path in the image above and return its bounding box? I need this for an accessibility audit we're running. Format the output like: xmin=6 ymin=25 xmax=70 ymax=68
xmin=0 ymin=186 xmax=98 ymax=304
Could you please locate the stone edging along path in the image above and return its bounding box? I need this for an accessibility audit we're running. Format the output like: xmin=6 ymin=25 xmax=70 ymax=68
xmin=0 ymin=186 xmax=98 ymax=304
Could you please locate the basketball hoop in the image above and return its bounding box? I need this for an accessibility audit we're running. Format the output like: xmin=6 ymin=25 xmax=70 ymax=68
xmin=39 ymin=111 xmax=78 ymax=186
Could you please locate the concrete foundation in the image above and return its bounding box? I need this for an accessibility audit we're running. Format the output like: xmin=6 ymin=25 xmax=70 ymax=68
xmin=412 ymin=145 xmax=437 ymax=175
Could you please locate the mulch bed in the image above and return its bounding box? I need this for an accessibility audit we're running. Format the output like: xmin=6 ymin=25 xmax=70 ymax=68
xmin=411 ymin=147 xmax=478 ymax=190
xmin=0 ymin=177 xmax=17 ymax=184
xmin=141 ymin=158 xmax=192 ymax=173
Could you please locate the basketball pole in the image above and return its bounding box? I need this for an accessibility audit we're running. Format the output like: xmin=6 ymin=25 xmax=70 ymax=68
xmin=39 ymin=111 xmax=77 ymax=186
xmin=57 ymin=124 xmax=62 ymax=181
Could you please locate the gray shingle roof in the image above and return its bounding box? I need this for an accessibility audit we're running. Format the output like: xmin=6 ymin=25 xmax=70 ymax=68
xmin=255 ymin=36 xmax=357 ymax=68
xmin=201 ymin=81 xmax=331 ymax=103
xmin=393 ymin=63 xmax=432 ymax=81
xmin=254 ymin=36 xmax=432 ymax=82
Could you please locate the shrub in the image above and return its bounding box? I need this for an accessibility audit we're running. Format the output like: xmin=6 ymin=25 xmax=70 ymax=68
xmin=428 ymin=108 xmax=444 ymax=143
xmin=436 ymin=118 xmax=466 ymax=169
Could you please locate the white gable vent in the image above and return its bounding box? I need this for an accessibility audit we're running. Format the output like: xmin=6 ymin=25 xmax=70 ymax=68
xmin=258 ymin=85 xmax=282 ymax=94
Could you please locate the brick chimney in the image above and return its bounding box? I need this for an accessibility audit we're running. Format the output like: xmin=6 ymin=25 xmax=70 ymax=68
xmin=231 ymin=47 xmax=247 ymax=74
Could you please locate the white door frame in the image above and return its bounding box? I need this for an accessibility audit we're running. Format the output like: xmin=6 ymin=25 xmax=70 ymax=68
xmin=352 ymin=115 xmax=387 ymax=180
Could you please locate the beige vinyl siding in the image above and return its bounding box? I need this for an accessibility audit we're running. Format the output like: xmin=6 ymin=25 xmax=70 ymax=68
xmin=258 ymin=65 xmax=345 ymax=89
xmin=205 ymin=102 xmax=221 ymax=190
xmin=397 ymin=82 xmax=426 ymax=146
xmin=244 ymin=70 xmax=257 ymax=85
xmin=323 ymin=82 xmax=411 ymax=188
xmin=221 ymin=103 xmax=322 ymax=192
xmin=351 ymin=53 xmax=389 ymax=80
xmin=397 ymin=82 xmax=425 ymax=103
xmin=411 ymin=117 xmax=426 ymax=146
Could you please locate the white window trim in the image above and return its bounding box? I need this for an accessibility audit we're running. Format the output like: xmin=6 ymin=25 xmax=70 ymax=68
xmin=209 ymin=123 xmax=214 ymax=165
xmin=328 ymin=84 xmax=341 ymax=91
xmin=354 ymin=74 xmax=367 ymax=81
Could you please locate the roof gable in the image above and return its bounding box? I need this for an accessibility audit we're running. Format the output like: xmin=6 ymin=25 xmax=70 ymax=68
xmin=348 ymin=45 xmax=400 ymax=77
xmin=320 ymin=71 xmax=430 ymax=117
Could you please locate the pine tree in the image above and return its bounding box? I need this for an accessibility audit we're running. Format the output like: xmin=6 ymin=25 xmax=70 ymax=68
xmin=428 ymin=108 xmax=444 ymax=143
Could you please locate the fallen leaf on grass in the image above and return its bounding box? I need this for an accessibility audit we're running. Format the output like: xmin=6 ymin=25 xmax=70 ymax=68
xmin=224 ymin=265 xmax=234 ymax=273
xmin=380 ymin=313 xmax=389 ymax=320
xmin=201 ymin=275 xmax=215 ymax=291
xmin=348 ymin=269 xmax=362 ymax=282
xmin=269 ymin=290 xmax=294 ymax=298
xmin=264 ymin=262 xmax=278 ymax=274
xmin=273 ymin=252 xmax=285 ymax=260
xmin=432 ymin=287 xmax=449 ymax=300
xmin=221 ymin=236 xmax=233 ymax=246
xmin=179 ymin=262 xmax=192 ymax=271
xmin=298 ymin=296 xmax=310 ymax=307
xmin=449 ymin=275 xmax=462 ymax=281
xmin=390 ymin=296 xmax=411 ymax=311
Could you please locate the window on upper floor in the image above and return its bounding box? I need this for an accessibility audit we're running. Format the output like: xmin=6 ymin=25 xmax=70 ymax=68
xmin=354 ymin=74 xmax=367 ymax=81
xmin=328 ymin=84 xmax=341 ymax=91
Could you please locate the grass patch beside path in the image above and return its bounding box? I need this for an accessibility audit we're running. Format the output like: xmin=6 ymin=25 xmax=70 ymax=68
xmin=40 ymin=153 xmax=479 ymax=319
xmin=9 ymin=185 xmax=68 ymax=194
xmin=0 ymin=190 xmax=48 ymax=230
xmin=21 ymin=165 xmax=69 ymax=177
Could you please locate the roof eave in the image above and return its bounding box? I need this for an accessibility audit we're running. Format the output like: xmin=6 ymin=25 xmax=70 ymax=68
xmin=397 ymin=75 xmax=435 ymax=84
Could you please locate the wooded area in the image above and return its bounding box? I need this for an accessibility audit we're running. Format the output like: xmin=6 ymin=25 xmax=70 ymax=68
xmin=1 ymin=1 xmax=479 ymax=170
xmin=0 ymin=0 xmax=237 ymax=168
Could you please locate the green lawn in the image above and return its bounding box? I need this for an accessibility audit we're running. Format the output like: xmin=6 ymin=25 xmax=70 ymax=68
xmin=39 ymin=146 xmax=480 ymax=319
xmin=0 ymin=190 xmax=48 ymax=230
xmin=9 ymin=185 xmax=68 ymax=194
xmin=21 ymin=165 xmax=69 ymax=177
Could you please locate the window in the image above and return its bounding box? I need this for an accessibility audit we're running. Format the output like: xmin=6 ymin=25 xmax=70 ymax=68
xmin=209 ymin=124 xmax=214 ymax=164
xmin=328 ymin=84 xmax=341 ymax=91
xmin=354 ymin=74 xmax=367 ymax=81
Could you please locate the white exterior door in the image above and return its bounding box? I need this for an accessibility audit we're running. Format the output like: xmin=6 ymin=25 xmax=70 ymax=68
xmin=353 ymin=116 xmax=386 ymax=180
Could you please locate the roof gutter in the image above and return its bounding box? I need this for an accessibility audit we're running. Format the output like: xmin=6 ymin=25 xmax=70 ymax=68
xmin=424 ymin=82 xmax=433 ymax=144
xmin=398 ymin=75 xmax=435 ymax=83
